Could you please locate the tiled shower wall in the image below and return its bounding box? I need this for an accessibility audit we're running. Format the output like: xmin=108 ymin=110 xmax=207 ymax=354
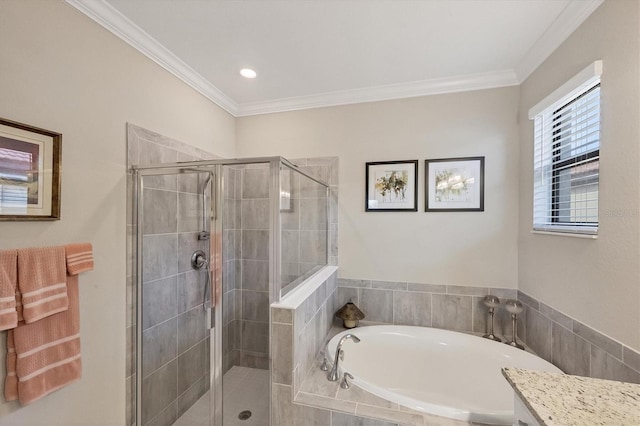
xmin=229 ymin=158 xmax=338 ymax=371
xmin=295 ymin=157 xmax=339 ymax=269
xmin=126 ymin=133 xmax=339 ymax=425
xmin=126 ymin=124 xmax=219 ymax=426
xmin=237 ymin=164 xmax=271 ymax=370
xmin=281 ymin=162 xmax=333 ymax=294
xmin=222 ymin=166 xmax=242 ymax=374
xmin=269 ymin=157 xmax=341 ymax=425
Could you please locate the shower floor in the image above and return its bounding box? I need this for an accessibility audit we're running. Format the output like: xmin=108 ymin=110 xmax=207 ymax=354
xmin=173 ymin=366 xmax=270 ymax=426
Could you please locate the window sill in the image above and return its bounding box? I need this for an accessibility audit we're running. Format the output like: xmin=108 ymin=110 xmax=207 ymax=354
xmin=531 ymin=230 xmax=598 ymax=239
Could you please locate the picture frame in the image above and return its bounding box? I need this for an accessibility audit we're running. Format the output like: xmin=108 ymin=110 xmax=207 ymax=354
xmin=365 ymin=160 xmax=418 ymax=212
xmin=0 ymin=118 xmax=62 ymax=221
xmin=425 ymin=156 xmax=484 ymax=212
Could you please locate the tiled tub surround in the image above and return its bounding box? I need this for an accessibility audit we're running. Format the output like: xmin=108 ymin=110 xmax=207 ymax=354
xmin=270 ymin=266 xmax=339 ymax=425
xmin=516 ymin=291 xmax=640 ymax=384
xmin=271 ymin=269 xmax=508 ymax=426
xmin=335 ymin=278 xmax=640 ymax=384
xmin=294 ymin=330 xmax=496 ymax=426
xmin=335 ymin=278 xmax=518 ymax=337
xmin=272 ymin=276 xmax=640 ymax=425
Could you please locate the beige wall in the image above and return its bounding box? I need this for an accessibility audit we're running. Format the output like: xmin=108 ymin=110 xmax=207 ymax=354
xmin=237 ymin=87 xmax=520 ymax=288
xmin=1 ymin=0 xmax=637 ymax=424
xmin=518 ymin=0 xmax=640 ymax=350
xmin=0 ymin=1 xmax=234 ymax=424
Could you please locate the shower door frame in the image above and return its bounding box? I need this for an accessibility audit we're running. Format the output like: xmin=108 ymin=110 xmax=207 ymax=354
xmin=132 ymin=156 xmax=326 ymax=426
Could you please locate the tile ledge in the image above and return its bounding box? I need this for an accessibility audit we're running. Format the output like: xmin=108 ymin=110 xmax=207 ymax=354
xmin=272 ymin=266 xmax=338 ymax=309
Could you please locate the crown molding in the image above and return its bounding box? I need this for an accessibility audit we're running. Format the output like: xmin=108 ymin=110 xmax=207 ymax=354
xmin=514 ymin=0 xmax=604 ymax=83
xmin=67 ymin=0 xmax=599 ymax=117
xmin=65 ymin=0 xmax=238 ymax=116
xmin=235 ymin=70 xmax=519 ymax=116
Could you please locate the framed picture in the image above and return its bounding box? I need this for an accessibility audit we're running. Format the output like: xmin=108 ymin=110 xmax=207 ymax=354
xmin=280 ymin=167 xmax=292 ymax=212
xmin=425 ymin=156 xmax=484 ymax=212
xmin=0 ymin=118 xmax=62 ymax=220
xmin=365 ymin=160 xmax=418 ymax=212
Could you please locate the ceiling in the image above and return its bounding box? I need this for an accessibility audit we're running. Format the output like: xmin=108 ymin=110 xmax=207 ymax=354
xmin=67 ymin=0 xmax=603 ymax=116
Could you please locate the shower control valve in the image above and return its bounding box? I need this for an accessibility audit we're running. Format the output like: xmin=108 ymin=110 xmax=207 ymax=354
xmin=191 ymin=250 xmax=208 ymax=270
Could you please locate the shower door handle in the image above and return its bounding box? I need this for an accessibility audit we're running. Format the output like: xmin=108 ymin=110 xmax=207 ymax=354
xmin=205 ymin=268 xmax=213 ymax=329
xmin=206 ymin=305 xmax=214 ymax=330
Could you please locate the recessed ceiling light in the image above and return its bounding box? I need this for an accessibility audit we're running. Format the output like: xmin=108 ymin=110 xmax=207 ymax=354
xmin=240 ymin=68 xmax=257 ymax=79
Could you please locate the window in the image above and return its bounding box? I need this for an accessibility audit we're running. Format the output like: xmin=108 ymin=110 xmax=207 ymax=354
xmin=530 ymin=61 xmax=602 ymax=235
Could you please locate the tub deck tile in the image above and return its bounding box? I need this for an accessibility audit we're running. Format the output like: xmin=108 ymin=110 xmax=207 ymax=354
xmin=299 ymin=364 xmax=340 ymax=397
xmin=296 ymin=391 xmax=357 ymax=415
xmin=356 ymin=404 xmax=424 ymax=426
xmin=337 ymin=385 xmax=397 ymax=409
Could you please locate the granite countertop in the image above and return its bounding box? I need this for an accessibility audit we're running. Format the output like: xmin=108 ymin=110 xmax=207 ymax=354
xmin=502 ymin=367 xmax=640 ymax=426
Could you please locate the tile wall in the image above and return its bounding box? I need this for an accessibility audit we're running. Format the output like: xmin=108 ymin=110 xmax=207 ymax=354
xmin=281 ymin=157 xmax=339 ymax=296
xmin=238 ymin=164 xmax=271 ymax=370
xmin=517 ymin=291 xmax=640 ymax=384
xmin=271 ymin=268 xmax=340 ymax=425
xmin=222 ymin=166 xmax=242 ymax=373
xmin=225 ymin=158 xmax=339 ymax=372
xmin=126 ymin=124 xmax=219 ymax=426
xmin=127 ymin=138 xmax=339 ymax=425
xmin=271 ymin=270 xmax=486 ymax=426
xmin=271 ymin=273 xmax=640 ymax=426
xmin=334 ymin=278 xmax=640 ymax=384
xmin=335 ymin=279 xmax=518 ymax=337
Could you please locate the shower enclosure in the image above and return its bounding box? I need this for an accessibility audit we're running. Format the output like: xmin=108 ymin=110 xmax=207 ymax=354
xmin=131 ymin=157 xmax=329 ymax=426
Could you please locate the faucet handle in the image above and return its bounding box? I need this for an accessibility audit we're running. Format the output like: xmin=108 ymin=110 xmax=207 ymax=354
xmin=320 ymin=358 xmax=329 ymax=371
xmin=340 ymin=372 xmax=354 ymax=389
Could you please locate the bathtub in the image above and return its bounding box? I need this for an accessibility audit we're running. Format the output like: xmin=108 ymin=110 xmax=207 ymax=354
xmin=326 ymin=325 xmax=562 ymax=425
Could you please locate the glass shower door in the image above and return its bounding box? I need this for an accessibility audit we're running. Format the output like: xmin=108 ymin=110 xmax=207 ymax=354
xmin=134 ymin=159 xmax=277 ymax=426
xmin=136 ymin=168 xmax=214 ymax=426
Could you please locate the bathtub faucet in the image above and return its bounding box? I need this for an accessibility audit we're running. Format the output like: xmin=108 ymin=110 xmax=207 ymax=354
xmin=328 ymin=334 xmax=360 ymax=381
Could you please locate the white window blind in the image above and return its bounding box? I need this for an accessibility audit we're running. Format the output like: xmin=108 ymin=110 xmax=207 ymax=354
xmin=531 ymin=61 xmax=602 ymax=235
xmin=0 ymin=147 xmax=32 ymax=207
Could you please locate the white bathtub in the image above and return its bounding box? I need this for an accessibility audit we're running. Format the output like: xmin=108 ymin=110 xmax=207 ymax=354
xmin=327 ymin=325 xmax=562 ymax=425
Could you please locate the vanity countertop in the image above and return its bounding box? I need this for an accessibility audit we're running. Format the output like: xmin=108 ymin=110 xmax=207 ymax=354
xmin=502 ymin=367 xmax=640 ymax=426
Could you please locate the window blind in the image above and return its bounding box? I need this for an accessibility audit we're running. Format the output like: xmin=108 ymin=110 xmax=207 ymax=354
xmin=0 ymin=147 xmax=32 ymax=207
xmin=532 ymin=82 xmax=600 ymax=235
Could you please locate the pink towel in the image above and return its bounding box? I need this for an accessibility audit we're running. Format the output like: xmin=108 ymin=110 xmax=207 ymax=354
xmin=64 ymin=243 xmax=94 ymax=276
xmin=17 ymin=247 xmax=68 ymax=323
xmin=0 ymin=250 xmax=18 ymax=331
xmin=4 ymin=243 xmax=93 ymax=405
xmin=5 ymin=275 xmax=82 ymax=405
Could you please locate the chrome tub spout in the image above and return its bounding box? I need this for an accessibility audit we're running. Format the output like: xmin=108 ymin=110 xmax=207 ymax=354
xmin=328 ymin=333 xmax=360 ymax=381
